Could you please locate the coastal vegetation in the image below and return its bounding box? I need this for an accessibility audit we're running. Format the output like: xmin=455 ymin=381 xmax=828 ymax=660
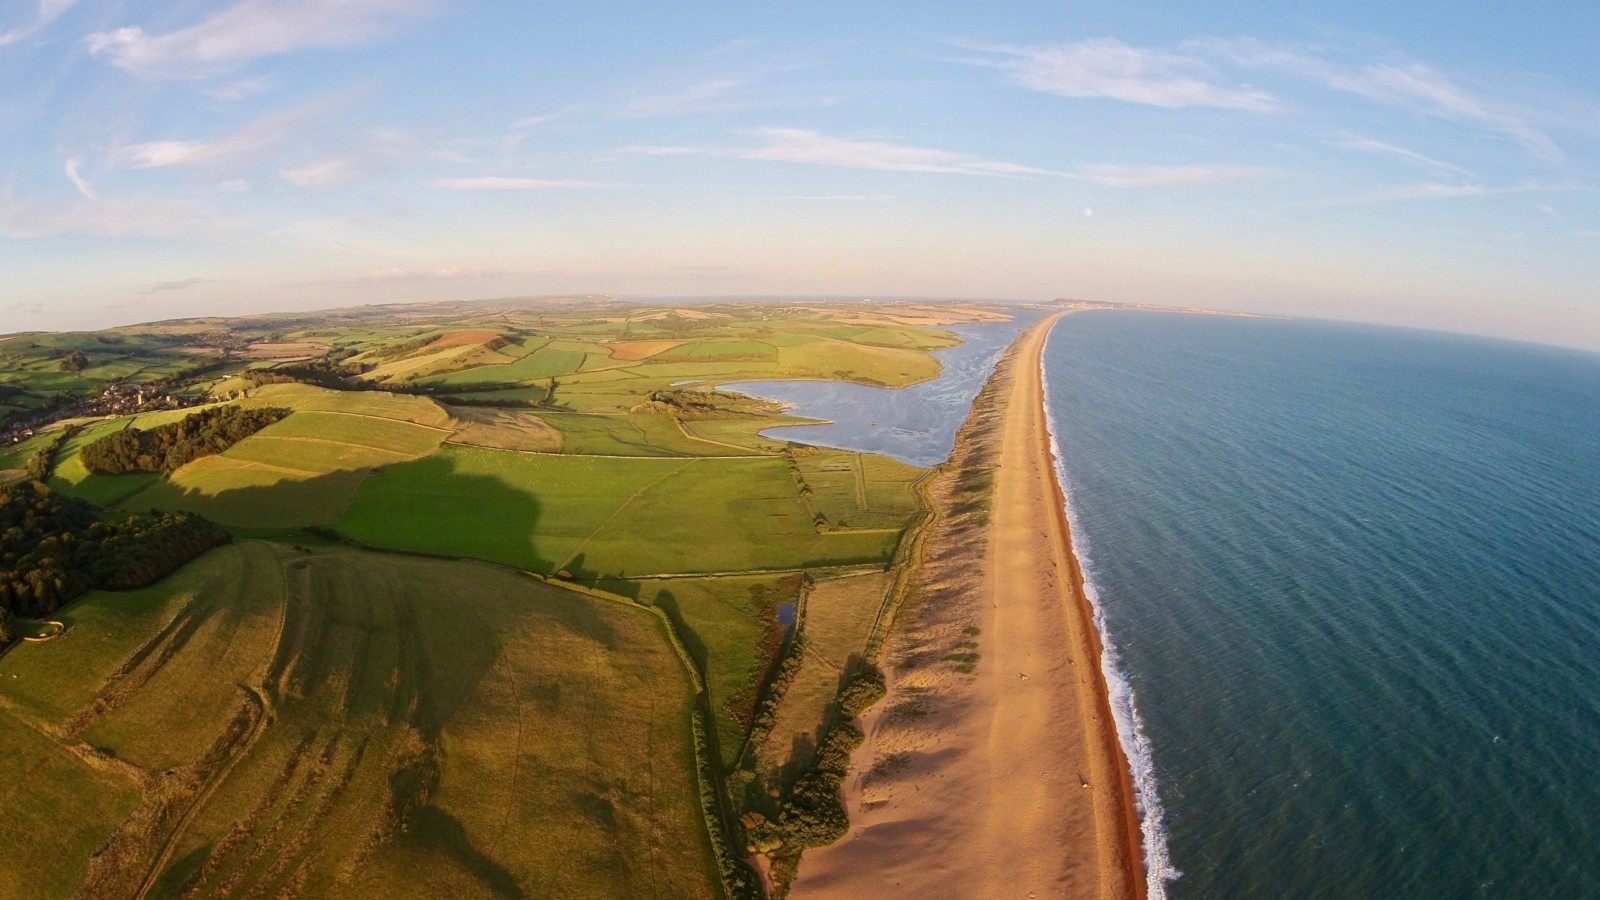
xmin=0 ymin=297 xmax=1012 ymax=896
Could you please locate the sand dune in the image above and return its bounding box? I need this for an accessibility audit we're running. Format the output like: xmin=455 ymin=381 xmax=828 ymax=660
xmin=792 ymin=313 xmax=1142 ymax=899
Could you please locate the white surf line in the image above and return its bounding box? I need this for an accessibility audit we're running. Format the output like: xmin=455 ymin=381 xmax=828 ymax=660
xmin=1039 ymin=321 xmax=1179 ymax=899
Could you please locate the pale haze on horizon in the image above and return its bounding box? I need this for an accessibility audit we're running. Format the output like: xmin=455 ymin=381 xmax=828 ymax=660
xmin=2 ymin=1 xmax=1598 ymax=350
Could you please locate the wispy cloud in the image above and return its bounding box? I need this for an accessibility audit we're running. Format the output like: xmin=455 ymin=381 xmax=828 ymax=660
xmin=1074 ymin=163 xmax=1273 ymax=188
xmin=281 ymin=157 xmax=368 ymax=188
xmin=142 ymin=277 xmax=218 ymax=294
xmin=1329 ymin=135 xmax=1476 ymax=177
xmin=433 ymin=177 xmax=616 ymax=190
xmin=627 ymin=128 xmax=1268 ymax=190
xmin=206 ymin=76 xmax=277 ymax=102
xmin=512 ymin=106 xmax=582 ymax=130
xmin=86 ymin=0 xmax=432 ymax=79
xmin=754 ymin=194 xmax=895 ymax=202
xmin=626 ymin=128 xmax=1064 ymax=177
xmin=63 ymin=158 xmax=96 ymax=200
xmin=108 ymin=98 xmax=344 ymax=172
xmin=1191 ymin=37 xmax=1562 ymax=160
xmin=0 ymin=0 xmax=78 ymax=47
xmin=277 ymin=130 xmax=412 ymax=188
xmin=626 ymin=78 xmax=744 ymax=117
xmin=1308 ymin=180 xmax=1584 ymax=207
xmin=951 ymin=38 xmax=1278 ymax=111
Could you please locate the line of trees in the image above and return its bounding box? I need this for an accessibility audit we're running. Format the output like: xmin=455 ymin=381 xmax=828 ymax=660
xmin=0 ymin=480 xmax=229 ymax=618
xmin=81 ymin=405 xmax=289 ymax=475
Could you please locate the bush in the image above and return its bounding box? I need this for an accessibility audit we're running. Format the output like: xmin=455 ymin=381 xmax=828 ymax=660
xmin=777 ymin=722 xmax=862 ymax=847
xmin=838 ymin=667 xmax=887 ymax=720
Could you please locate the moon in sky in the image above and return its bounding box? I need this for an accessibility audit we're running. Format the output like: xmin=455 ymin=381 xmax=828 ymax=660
xmin=1084 ymin=207 xmax=1094 ymax=217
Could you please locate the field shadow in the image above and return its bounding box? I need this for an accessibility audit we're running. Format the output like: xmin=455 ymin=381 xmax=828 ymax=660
xmin=143 ymin=457 xmax=558 ymax=571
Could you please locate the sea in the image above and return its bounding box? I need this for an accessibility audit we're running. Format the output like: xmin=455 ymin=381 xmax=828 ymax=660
xmin=1045 ymin=312 xmax=1600 ymax=898
xmin=724 ymin=309 xmax=1600 ymax=897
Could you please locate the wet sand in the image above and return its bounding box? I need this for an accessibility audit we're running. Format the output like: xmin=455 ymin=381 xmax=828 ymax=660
xmin=792 ymin=313 xmax=1143 ymax=899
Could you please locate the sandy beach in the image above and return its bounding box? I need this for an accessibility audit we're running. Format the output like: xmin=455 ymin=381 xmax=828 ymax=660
xmin=792 ymin=313 xmax=1143 ymax=899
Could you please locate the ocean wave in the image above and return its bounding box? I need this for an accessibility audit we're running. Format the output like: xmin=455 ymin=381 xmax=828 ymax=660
xmin=1039 ymin=328 xmax=1180 ymax=899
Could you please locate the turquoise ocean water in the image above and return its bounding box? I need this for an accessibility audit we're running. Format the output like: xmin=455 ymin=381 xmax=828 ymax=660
xmin=1043 ymin=312 xmax=1600 ymax=898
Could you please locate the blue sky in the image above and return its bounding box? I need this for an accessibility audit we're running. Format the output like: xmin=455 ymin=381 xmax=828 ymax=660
xmin=2 ymin=1 xmax=1598 ymax=349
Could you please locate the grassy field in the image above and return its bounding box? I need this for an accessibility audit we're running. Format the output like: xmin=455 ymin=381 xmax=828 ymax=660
xmin=756 ymin=572 xmax=890 ymax=785
xmin=338 ymin=447 xmax=903 ymax=577
xmin=0 ymin=542 xmax=718 ymax=899
xmin=602 ymin=574 xmax=804 ymax=768
xmin=790 ymin=448 xmax=925 ymax=531
xmin=108 ymin=391 xmax=452 ymax=528
xmin=1 ymin=298 xmax=1004 ymax=894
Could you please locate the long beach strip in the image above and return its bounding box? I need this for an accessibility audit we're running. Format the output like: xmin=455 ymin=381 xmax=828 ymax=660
xmin=793 ymin=313 xmax=1143 ymax=898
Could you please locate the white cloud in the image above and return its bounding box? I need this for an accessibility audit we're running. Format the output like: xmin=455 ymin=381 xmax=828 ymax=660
xmin=1192 ymin=38 xmax=1561 ymax=160
xmin=512 ymin=106 xmax=582 ymax=129
xmin=627 ymin=129 xmax=1267 ymax=190
xmin=754 ymin=194 xmax=895 ymax=202
xmin=1309 ymin=180 xmax=1584 ymax=207
xmin=86 ymin=0 xmax=431 ymax=79
xmin=63 ymin=158 xmax=96 ymax=200
xmin=952 ymin=38 xmax=1278 ymax=111
xmin=626 ymin=78 xmax=748 ymax=117
xmin=1074 ymin=163 xmax=1273 ymax=188
xmin=108 ymin=99 xmax=342 ymax=172
xmin=627 ymin=127 xmax=1065 ymax=177
xmin=114 ymin=140 xmax=214 ymax=169
xmin=433 ymin=177 xmax=616 ymax=190
xmin=142 ymin=277 xmax=218 ymax=293
xmin=206 ymin=75 xmax=276 ymax=102
xmin=1329 ymin=135 xmax=1476 ymax=177
xmin=281 ymin=157 xmax=367 ymax=188
xmin=0 ymin=0 xmax=78 ymax=47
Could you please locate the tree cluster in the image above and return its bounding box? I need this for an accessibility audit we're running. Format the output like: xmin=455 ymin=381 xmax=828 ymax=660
xmin=81 ymin=406 xmax=289 ymax=475
xmin=25 ymin=428 xmax=72 ymax=481
xmin=58 ymin=349 xmax=89 ymax=372
xmin=0 ymin=480 xmax=229 ymax=618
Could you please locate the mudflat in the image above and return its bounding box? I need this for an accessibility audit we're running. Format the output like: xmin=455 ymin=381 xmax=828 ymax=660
xmin=793 ymin=313 xmax=1142 ymax=899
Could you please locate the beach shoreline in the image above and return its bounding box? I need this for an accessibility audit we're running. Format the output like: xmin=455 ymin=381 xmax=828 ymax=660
xmin=792 ymin=312 xmax=1143 ymax=898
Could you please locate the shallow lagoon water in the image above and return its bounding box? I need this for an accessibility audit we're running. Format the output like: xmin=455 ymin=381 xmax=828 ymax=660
xmin=721 ymin=311 xmax=1043 ymax=467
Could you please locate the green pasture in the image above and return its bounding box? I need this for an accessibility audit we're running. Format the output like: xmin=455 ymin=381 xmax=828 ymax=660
xmin=339 ymin=447 xmax=902 ymax=577
xmin=536 ymin=410 xmax=758 ymax=457
xmin=796 ymin=449 xmax=924 ymax=530
xmin=127 ymin=457 xmax=367 ymax=527
xmin=240 ymin=383 xmax=454 ymax=428
xmin=605 ymin=573 xmax=804 ymax=768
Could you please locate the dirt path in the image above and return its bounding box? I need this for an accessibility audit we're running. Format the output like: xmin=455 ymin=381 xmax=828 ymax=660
xmin=791 ymin=313 xmax=1143 ymax=899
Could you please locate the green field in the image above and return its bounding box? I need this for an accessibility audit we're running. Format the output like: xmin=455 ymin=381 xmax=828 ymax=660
xmin=756 ymin=571 xmax=890 ymax=784
xmin=0 ymin=298 xmax=1011 ymax=895
xmin=0 ymin=542 xmax=717 ymax=899
xmin=338 ymin=447 xmax=902 ymax=576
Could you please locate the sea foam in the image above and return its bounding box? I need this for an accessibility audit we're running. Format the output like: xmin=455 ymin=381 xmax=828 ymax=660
xmin=1039 ymin=326 xmax=1179 ymax=899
